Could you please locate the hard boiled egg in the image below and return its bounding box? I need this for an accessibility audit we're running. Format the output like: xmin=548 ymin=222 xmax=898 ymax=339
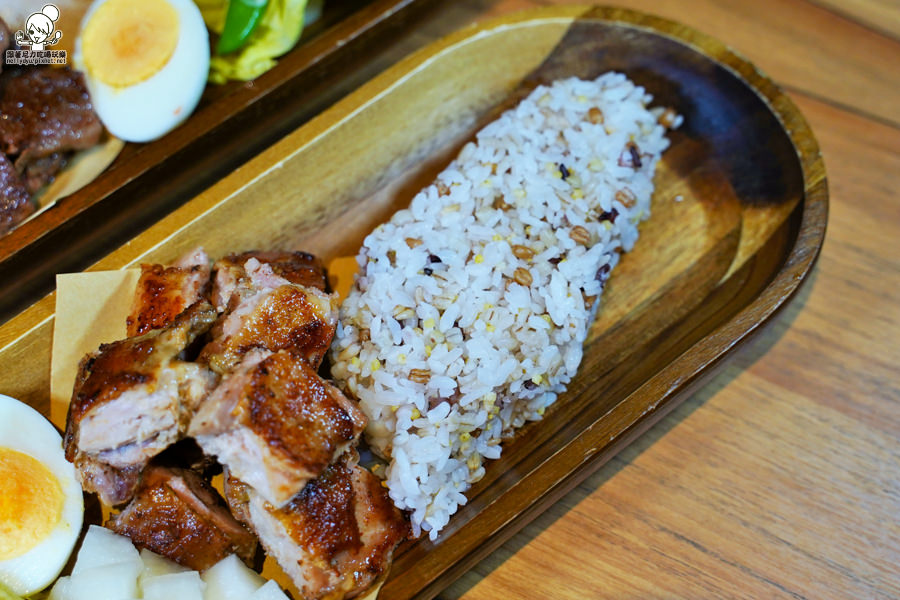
xmin=0 ymin=394 xmax=84 ymax=597
xmin=75 ymin=0 xmax=210 ymax=142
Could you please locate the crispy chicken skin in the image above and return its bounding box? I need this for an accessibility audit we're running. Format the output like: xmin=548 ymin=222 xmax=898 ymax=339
xmin=65 ymin=302 xmax=219 ymax=505
xmin=225 ymin=452 xmax=410 ymax=600
xmin=190 ymin=350 xmax=366 ymax=507
xmin=107 ymin=465 xmax=258 ymax=570
xmin=127 ymin=247 xmax=212 ymax=337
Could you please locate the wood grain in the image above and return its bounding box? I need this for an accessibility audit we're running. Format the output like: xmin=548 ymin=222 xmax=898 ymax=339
xmin=809 ymin=0 xmax=900 ymax=40
xmin=529 ymin=0 xmax=900 ymax=126
xmin=438 ymin=2 xmax=900 ymax=599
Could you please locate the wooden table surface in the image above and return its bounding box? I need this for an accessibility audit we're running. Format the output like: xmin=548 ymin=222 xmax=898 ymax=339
xmin=381 ymin=1 xmax=899 ymax=598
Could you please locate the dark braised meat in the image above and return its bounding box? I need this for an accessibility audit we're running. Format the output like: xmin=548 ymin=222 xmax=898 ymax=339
xmin=64 ymin=302 xmax=219 ymax=506
xmin=107 ymin=464 xmax=258 ymax=571
xmin=127 ymin=247 xmax=212 ymax=337
xmin=190 ymin=349 xmax=366 ymax=507
xmin=0 ymin=67 xmax=102 ymax=181
xmin=225 ymin=452 xmax=409 ymax=600
xmin=201 ymin=255 xmax=337 ymax=373
xmin=0 ymin=153 xmax=34 ymax=235
xmin=21 ymin=152 xmax=66 ymax=193
xmin=0 ymin=18 xmax=10 ymax=75
xmin=0 ymin=19 xmax=103 ymax=235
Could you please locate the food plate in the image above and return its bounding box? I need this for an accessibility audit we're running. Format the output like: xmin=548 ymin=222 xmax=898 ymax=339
xmin=0 ymin=5 xmax=827 ymax=599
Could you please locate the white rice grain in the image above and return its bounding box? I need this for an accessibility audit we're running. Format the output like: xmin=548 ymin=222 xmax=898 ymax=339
xmin=331 ymin=73 xmax=676 ymax=539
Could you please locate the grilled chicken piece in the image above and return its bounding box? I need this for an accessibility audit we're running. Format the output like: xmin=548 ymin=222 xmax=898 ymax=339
xmin=70 ymin=455 xmax=144 ymax=509
xmin=127 ymin=247 xmax=212 ymax=336
xmin=200 ymin=255 xmax=337 ymax=373
xmin=64 ymin=302 xmax=218 ymax=505
xmin=200 ymin=283 xmax=337 ymax=373
xmin=211 ymin=251 xmax=326 ymax=311
xmin=190 ymin=350 xmax=366 ymax=507
xmin=107 ymin=465 xmax=258 ymax=570
xmin=225 ymin=452 xmax=409 ymax=600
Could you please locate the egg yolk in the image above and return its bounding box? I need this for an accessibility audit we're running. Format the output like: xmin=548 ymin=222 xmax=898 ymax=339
xmin=82 ymin=0 xmax=179 ymax=87
xmin=0 ymin=448 xmax=64 ymax=560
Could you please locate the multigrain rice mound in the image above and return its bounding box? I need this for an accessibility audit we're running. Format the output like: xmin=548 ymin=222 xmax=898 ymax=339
xmin=330 ymin=72 xmax=679 ymax=539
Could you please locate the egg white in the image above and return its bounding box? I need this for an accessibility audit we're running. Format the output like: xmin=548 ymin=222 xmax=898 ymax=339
xmin=0 ymin=394 xmax=84 ymax=597
xmin=75 ymin=0 xmax=210 ymax=143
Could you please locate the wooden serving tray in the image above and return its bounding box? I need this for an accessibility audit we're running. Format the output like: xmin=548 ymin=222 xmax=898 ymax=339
xmin=0 ymin=6 xmax=827 ymax=600
xmin=0 ymin=0 xmax=437 ymax=323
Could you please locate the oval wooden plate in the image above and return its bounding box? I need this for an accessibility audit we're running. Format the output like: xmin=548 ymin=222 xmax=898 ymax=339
xmin=0 ymin=6 xmax=827 ymax=600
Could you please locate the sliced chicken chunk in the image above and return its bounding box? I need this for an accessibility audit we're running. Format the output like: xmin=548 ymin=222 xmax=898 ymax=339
xmin=225 ymin=452 xmax=409 ymax=600
xmin=211 ymin=251 xmax=326 ymax=311
xmin=201 ymin=256 xmax=337 ymax=373
xmin=126 ymin=247 xmax=212 ymax=337
xmin=107 ymin=464 xmax=258 ymax=571
xmin=190 ymin=350 xmax=366 ymax=507
xmin=64 ymin=301 xmax=218 ymax=505
xmin=70 ymin=455 xmax=144 ymax=509
xmin=200 ymin=284 xmax=337 ymax=374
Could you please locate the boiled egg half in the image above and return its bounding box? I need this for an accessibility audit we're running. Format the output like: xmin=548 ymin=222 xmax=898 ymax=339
xmin=75 ymin=0 xmax=210 ymax=142
xmin=0 ymin=394 xmax=84 ymax=596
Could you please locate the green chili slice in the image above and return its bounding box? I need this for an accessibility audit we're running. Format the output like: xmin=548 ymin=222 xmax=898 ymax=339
xmin=217 ymin=0 xmax=269 ymax=54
